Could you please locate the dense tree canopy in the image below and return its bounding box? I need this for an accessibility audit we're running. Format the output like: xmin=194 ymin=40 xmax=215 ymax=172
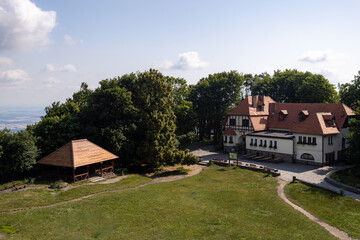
xmin=190 ymin=71 xmax=244 ymax=141
xmin=32 ymin=69 xmax=198 ymax=171
xmin=247 ymin=69 xmax=338 ymax=103
xmin=339 ymin=71 xmax=360 ymax=109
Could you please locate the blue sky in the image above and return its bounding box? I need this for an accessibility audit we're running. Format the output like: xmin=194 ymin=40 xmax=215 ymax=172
xmin=0 ymin=0 xmax=359 ymax=107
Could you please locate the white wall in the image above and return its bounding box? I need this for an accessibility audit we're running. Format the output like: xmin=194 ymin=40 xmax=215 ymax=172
xmin=323 ymin=129 xmax=349 ymax=161
xmin=246 ymin=136 xmax=293 ymax=155
xmin=293 ymin=134 xmax=323 ymax=164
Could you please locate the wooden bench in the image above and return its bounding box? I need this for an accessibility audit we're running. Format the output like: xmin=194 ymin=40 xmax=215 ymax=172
xmin=13 ymin=184 xmax=27 ymax=190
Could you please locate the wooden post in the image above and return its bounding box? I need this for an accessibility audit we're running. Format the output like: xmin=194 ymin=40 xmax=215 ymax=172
xmin=73 ymin=168 xmax=75 ymax=183
xmin=57 ymin=166 xmax=60 ymax=180
xmin=100 ymin=162 xmax=103 ymax=177
xmin=87 ymin=166 xmax=89 ymax=180
xmin=112 ymin=160 xmax=114 ymax=173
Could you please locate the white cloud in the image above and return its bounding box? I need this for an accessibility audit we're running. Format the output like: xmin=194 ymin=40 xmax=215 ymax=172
xmin=299 ymin=50 xmax=345 ymax=63
xmin=0 ymin=0 xmax=56 ymax=51
xmin=157 ymin=51 xmax=209 ymax=70
xmin=0 ymin=57 xmax=13 ymax=68
xmin=43 ymin=77 xmax=60 ymax=84
xmin=42 ymin=76 xmax=61 ymax=87
xmin=45 ymin=64 xmax=77 ymax=72
xmin=0 ymin=69 xmax=29 ymax=85
xmin=64 ymin=34 xmax=84 ymax=46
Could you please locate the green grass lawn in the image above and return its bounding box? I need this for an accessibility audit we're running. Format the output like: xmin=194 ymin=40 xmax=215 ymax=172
xmin=0 ymin=175 xmax=151 ymax=211
xmin=285 ymin=181 xmax=360 ymax=239
xmin=330 ymin=167 xmax=360 ymax=189
xmin=0 ymin=165 xmax=337 ymax=239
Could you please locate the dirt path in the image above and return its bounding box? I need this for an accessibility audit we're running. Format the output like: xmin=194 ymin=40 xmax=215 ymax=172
xmin=0 ymin=165 xmax=206 ymax=214
xmin=277 ymin=179 xmax=355 ymax=240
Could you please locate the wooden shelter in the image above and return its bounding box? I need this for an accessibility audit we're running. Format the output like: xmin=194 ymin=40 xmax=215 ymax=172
xmin=37 ymin=139 xmax=118 ymax=183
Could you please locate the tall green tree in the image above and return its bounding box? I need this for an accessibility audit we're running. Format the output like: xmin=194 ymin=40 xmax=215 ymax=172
xmin=0 ymin=129 xmax=39 ymax=183
xmin=347 ymin=103 xmax=360 ymax=168
xmin=339 ymin=71 xmax=360 ymax=109
xmin=190 ymin=71 xmax=244 ymax=141
xmin=166 ymin=77 xmax=197 ymax=135
xmin=249 ymin=69 xmax=338 ymax=103
xmin=131 ymin=69 xmax=179 ymax=169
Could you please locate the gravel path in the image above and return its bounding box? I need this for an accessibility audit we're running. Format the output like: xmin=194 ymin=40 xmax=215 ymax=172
xmin=0 ymin=165 xmax=205 ymax=214
xmin=277 ymin=179 xmax=355 ymax=240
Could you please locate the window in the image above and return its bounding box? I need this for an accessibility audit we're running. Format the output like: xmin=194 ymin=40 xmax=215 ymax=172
xmin=308 ymin=137 xmax=311 ymax=144
xmin=263 ymin=140 xmax=267 ymax=147
xmin=259 ymin=139 xmax=263 ymax=146
xmin=342 ymin=137 xmax=346 ymax=149
xmin=224 ymin=136 xmax=227 ymax=143
xmin=312 ymin=137 xmax=316 ymax=144
xmin=242 ymin=119 xmax=249 ymax=127
xmin=229 ymin=119 xmax=236 ymax=126
xmin=301 ymin=153 xmax=314 ymax=160
xmin=328 ymin=136 xmax=333 ymax=145
xmin=303 ymin=136 xmax=307 ymax=144
xmin=269 ymin=140 xmax=273 ymax=148
xmin=298 ymin=136 xmax=302 ymax=143
xmin=229 ymin=136 xmax=233 ymax=144
xmin=273 ymin=141 xmax=277 ymax=149
xmin=254 ymin=139 xmax=257 ymax=146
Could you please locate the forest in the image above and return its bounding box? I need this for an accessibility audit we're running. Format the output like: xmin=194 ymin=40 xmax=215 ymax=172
xmin=0 ymin=68 xmax=359 ymax=183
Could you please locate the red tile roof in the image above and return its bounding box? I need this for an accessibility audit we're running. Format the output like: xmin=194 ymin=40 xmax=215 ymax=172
xmin=228 ymin=96 xmax=276 ymax=116
xmin=224 ymin=96 xmax=355 ymax=136
xmin=250 ymin=116 xmax=268 ymax=131
xmin=268 ymin=103 xmax=354 ymax=135
xmin=223 ymin=127 xmax=237 ymax=136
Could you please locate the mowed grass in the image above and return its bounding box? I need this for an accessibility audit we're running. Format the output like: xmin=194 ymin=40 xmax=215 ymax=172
xmin=0 ymin=175 xmax=151 ymax=211
xmin=285 ymin=181 xmax=360 ymax=239
xmin=1 ymin=166 xmax=337 ymax=240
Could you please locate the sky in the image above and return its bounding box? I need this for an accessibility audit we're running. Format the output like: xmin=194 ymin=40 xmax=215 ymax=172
xmin=0 ymin=0 xmax=359 ymax=107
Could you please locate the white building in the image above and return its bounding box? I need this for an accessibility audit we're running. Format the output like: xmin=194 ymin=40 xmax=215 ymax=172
xmin=222 ymin=96 xmax=355 ymax=165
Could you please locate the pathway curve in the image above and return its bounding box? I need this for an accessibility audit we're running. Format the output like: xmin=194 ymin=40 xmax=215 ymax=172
xmin=0 ymin=165 xmax=205 ymax=214
xmin=277 ymin=179 xmax=356 ymax=240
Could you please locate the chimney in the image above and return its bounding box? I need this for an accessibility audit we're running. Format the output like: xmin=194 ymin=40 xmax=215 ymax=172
xmin=252 ymin=95 xmax=258 ymax=108
xmin=269 ymin=103 xmax=276 ymax=114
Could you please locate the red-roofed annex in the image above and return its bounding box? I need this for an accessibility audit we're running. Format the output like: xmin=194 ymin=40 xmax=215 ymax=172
xmin=222 ymin=96 xmax=355 ymax=165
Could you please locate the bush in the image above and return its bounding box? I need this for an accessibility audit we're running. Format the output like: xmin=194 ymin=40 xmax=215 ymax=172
xmin=177 ymin=132 xmax=198 ymax=147
xmin=50 ymin=180 xmax=68 ymax=189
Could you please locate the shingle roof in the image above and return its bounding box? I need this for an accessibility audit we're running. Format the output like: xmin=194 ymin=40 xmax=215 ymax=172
xmin=37 ymin=139 xmax=118 ymax=168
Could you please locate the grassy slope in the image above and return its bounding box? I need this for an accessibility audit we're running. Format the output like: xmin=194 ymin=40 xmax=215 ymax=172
xmin=285 ymin=181 xmax=360 ymax=239
xmin=1 ymin=166 xmax=336 ymax=240
xmin=0 ymin=175 xmax=151 ymax=211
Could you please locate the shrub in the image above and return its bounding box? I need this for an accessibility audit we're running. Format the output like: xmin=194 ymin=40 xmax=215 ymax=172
xmin=50 ymin=180 xmax=68 ymax=189
xmin=0 ymin=225 xmax=15 ymax=234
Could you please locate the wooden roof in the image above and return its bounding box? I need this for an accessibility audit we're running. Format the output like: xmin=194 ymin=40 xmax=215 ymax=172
xmin=37 ymin=139 xmax=118 ymax=168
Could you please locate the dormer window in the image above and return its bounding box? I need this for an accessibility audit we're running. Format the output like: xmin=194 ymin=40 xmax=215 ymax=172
xmin=279 ymin=110 xmax=288 ymax=120
xmin=299 ymin=110 xmax=309 ymax=121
